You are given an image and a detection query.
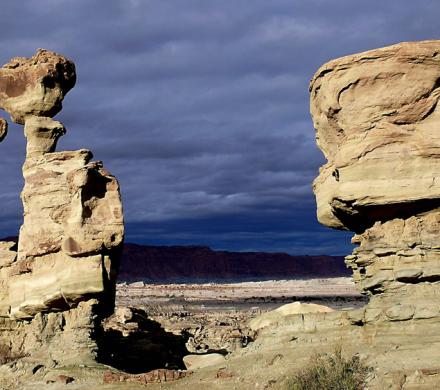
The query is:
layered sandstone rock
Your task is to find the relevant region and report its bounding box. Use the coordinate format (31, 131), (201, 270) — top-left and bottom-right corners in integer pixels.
(0, 48), (123, 345)
(311, 40), (440, 232)
(309, 40), (440, 387)
(310, 40), (440, 302)
(0, 118), (7, 142)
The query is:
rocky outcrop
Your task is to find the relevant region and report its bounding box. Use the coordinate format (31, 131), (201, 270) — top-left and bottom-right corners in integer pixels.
(0, 48), (124, 383)
(311, 40), (440, 232)
(183, 353), (226, 370)
(310, 39), (440, 307)
(0, 49), (124, 320)
(308, 40), (440, 387)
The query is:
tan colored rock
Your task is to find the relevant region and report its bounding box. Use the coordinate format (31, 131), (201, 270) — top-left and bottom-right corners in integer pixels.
(0, 299), (102, 370)
(310, 40), (440, 231)
(0, 48), (124, 387)
(0, 49), (75, 124)
(183, 353), (226, 370)
(10, 147), (124, 319)
(310, 40), (440, 300)
(0, 49), (123, 323)
(310, 40), (440, 387)
(0, 241), (16, 316)
(24, 116), (65, 156)
(0, 241), (16, 268)
(248, 301), (333, 330)
(0, 118), (7, 142)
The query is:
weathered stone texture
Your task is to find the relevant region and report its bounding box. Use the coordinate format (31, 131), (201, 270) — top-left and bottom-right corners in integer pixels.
(0, 49), (75, 125)
(11, 147), (123, 319)
(309, 40), (440, 388)
(0, 49), (124, 320)
(310, 40), (440, 299)
(310, 40), (440, 231)
(0, 48), (124, 381)
(0, 48), (126, 390)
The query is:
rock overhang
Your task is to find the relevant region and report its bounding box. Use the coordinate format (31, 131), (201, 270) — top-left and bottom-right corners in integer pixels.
(310, 40), (440, 231)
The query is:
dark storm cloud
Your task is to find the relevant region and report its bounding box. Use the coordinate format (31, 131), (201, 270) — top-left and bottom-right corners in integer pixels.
(0, 1), (439, 254)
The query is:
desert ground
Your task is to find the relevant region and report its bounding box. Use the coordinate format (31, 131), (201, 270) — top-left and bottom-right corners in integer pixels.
(117, 277), (363, 310)
(114, 277), (365, 368)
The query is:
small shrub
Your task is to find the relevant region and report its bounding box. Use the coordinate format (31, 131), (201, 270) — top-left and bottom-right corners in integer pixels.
(288, 348), (371, 390)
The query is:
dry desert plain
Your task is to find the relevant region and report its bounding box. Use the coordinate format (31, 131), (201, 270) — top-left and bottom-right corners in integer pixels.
(114, 277), (365, 365)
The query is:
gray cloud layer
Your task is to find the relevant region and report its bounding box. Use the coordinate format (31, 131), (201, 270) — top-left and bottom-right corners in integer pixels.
(0, 1), (439, 254)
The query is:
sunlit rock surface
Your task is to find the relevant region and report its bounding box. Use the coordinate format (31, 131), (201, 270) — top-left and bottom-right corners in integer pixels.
(309, 40), (440, 388)
(311, 40), (440, 231)
(0, 49), (75, 125)
(0, 49), (124, 320)
(0, 49), (124, 380)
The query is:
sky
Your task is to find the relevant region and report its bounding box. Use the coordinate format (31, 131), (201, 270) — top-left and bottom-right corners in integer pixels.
(0, 1), (438, 255)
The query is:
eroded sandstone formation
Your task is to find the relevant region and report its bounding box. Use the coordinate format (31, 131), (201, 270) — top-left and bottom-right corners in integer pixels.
(0, 49), (123, 320)
(309, 40), (440, 386)
(310, 40), (440, 303)
(0, 49), (124, 372)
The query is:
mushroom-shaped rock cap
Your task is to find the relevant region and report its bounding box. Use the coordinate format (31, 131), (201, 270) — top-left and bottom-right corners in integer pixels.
(310, 40), (440, 232)
(0, 49), (76, 124)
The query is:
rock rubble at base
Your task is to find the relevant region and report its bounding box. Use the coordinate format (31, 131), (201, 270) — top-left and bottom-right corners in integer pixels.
(103, 369), (191, 384)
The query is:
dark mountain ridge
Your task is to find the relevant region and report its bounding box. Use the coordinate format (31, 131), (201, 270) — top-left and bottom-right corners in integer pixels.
(120, 243), (350, 282)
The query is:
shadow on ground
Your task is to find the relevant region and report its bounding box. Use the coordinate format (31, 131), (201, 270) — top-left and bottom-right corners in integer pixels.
(97, 308), (189, 373)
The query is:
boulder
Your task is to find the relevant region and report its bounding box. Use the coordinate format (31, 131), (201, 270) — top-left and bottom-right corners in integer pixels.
(309, 40), (440, 385)
(183, 353), (226, 370)
(311, 40), (440, 232)
(249, 301), (333, 330)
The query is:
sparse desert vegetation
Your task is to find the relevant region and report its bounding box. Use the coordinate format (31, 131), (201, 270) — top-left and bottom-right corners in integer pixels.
(287, 348), (371, 390)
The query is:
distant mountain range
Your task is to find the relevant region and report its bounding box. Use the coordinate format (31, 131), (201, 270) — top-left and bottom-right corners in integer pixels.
(120, 243), (350, 282)
(0, 237), (350, 282)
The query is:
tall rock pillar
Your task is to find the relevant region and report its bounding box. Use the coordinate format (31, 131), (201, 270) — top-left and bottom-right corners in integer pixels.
(0, 49), (124, 322)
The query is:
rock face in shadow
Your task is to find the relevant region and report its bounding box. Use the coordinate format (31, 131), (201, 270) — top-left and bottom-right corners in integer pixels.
(308, 40), (440, 387)
(0, 49), (124, 368)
